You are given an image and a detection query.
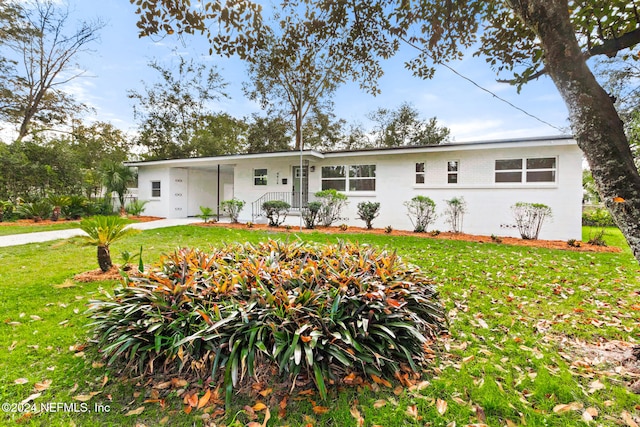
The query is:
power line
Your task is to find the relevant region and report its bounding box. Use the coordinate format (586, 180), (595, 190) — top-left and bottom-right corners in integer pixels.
(400, 37), (568, 133)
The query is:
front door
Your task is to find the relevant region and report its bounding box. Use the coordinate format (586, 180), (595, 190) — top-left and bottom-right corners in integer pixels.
(292, 165), (308, 208)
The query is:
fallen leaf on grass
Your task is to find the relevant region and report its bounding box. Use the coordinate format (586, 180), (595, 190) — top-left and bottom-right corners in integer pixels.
(436, 399), (448, 415)
(185, 392), (198, 408)
(8, 341), (18, 351)
(370, 374), (392, 388)
(553, 402), (583, 413)
(14, 378), (28, 385)
(73, 394), (96, 402)
(258, 387), (273, 397)
(278, 395), (288, 418)
(124, 406), (145, 416)
(588, 379), (605, 394)
(252, 402), (267, 411)
(312, 405), (329, 414)
(21, 393), (41, 404)
(582, 406), (598, 422)
(34, 379), (52, 391)
(622, 411), (639, 427)
(53, 280), (76, 289)
(197, 389), (211, 409)
(30, 315), (42, 321)
(350, 405), (365, 427)
(373, 400), (387, 408)
(406, 404), (420, 420)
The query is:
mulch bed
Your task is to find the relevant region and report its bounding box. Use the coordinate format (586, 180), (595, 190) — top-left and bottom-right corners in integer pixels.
(0, 216), (164, 227)
(195, 221), (621, 254)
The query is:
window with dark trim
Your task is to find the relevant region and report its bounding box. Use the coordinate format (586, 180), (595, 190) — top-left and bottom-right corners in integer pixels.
(415, 162), (425, 184)
(447, 160), (459, 184)
(494, 157), (556, 183)
(151, 181), (161, 197)
(254, 168), (268, 186)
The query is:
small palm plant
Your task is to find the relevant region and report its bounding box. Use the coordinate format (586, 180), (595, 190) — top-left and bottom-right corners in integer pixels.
(78, 216), (140, 272)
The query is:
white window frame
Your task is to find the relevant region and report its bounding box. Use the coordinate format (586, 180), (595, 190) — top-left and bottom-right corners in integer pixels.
(447, 160), (459, 184)
(253, 168), (268, 186)
(415, 162), (425, 184)
(321, 164), (376, 192)
(151, 181), (161, 198)
(494, 157), (557, 184)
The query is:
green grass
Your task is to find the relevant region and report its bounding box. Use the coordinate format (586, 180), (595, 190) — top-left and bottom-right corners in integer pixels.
(0, 221), (81, 236)
(0, 226), (638, 426)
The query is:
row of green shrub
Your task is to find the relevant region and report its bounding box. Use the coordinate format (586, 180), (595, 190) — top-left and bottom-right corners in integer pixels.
(0, 195), (148, 222)
(89, 240), (447, 404)
(582, 207), (616, 227)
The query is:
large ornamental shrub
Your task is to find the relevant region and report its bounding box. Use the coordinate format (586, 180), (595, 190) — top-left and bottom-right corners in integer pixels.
(262, 200), (290, 226)
(511, 202), (552, 240)
(220, 198), (245, 223)
(356, 201), (380, 229)
(315, 189), (349, 226)
(444, 197), (467, 233)
(89, 240), (446, 404)
(404, 195), (437, 232)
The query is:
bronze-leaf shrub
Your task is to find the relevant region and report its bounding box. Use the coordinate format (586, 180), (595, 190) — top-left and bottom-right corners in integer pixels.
(89, 240), (446, 404)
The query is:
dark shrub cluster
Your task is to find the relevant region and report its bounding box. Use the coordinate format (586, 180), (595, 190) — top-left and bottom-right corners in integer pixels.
(89, 240), (446, 403)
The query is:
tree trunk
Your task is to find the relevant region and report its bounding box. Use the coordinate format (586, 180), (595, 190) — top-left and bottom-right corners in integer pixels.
(97, 245), (112, 272)
(511, 0), (640, 263)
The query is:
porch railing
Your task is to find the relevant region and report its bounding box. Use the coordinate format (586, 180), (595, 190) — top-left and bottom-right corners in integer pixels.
(251, 191), (308, 221)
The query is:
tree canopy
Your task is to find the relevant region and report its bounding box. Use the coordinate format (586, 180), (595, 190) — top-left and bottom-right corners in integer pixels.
(129, 0), (640, 264)
(0, 0), (104, 141)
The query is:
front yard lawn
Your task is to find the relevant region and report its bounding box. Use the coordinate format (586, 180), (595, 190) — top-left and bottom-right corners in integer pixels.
(0, 226), (638, 426)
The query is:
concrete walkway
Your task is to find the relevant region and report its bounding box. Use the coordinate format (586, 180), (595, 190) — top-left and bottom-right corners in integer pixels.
(0, 218), (203, 248)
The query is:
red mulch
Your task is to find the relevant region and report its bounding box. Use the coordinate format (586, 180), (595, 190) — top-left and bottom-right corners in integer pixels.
(0, 216), (164, 227)
(195, 221), (621, 253)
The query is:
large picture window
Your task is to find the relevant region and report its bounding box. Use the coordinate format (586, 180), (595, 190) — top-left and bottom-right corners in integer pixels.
(254, 168), (268, 186)
(495, 157), (556, 183)
(321, 165), (375, 192)
(349, 165), (376, 191)
(151, 181), (161, 198)
(321, 166), (346, 191)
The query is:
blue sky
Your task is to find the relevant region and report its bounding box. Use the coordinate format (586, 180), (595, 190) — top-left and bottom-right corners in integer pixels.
(61, 0), (571, 143)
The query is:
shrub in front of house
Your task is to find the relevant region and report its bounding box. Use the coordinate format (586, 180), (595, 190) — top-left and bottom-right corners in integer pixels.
(582, 207), (615, 227)
(126, 199), (149, 217)
(15, 199), (53, 222)
(511, 202), (552, 240)
(357, 201), (380, 229)
(315, 189), (349, 226)
(444, 196), (466, 233)
(262, 200), (290, 226)
(301, 201), (322, 229)
(0, 200), (15, 222)
(88, 240), (446, 405)
(220, 198), (245, 223)
(196, 206), (217, 223)
(404, 195), (437, 233)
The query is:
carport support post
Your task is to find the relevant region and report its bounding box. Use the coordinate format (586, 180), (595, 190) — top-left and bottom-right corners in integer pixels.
(217, 165), (220, 220)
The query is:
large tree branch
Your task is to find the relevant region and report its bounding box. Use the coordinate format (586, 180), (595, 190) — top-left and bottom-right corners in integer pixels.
(498, 27), (640, 85)
(589, 27), (640, 57)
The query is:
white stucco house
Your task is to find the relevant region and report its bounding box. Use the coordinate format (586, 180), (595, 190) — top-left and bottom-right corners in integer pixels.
(125, 135), (583, 240)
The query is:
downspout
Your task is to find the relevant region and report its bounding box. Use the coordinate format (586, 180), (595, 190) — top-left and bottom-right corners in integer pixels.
(217, 165), (220, 220)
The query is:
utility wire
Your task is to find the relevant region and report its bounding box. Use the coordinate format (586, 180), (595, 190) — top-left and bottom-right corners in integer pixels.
(400, 37), (568, 133)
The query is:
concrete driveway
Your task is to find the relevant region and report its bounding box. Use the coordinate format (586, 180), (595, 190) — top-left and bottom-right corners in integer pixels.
(0, 218), (203, 248)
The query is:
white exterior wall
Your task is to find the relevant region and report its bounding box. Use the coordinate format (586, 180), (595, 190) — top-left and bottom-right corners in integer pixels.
(136, 166), (172, 218)
(137, 166), (235, 219)
(131, 138), (583, 240)
(306, 144), (582, 240)
(233, 159), (300, 222)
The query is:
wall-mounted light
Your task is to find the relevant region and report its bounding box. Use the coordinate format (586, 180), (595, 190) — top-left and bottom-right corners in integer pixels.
(309, 166), (315, 172)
